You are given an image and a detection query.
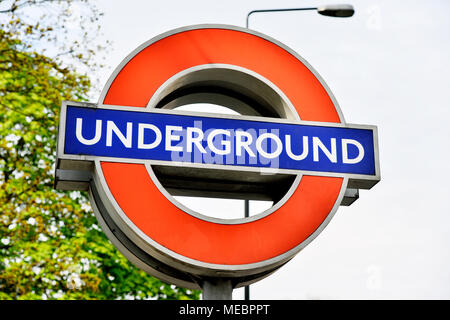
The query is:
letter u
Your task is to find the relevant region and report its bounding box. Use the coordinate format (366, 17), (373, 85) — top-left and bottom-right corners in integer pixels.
(75, 118), (102, 145)
(286, 135), (308, 160)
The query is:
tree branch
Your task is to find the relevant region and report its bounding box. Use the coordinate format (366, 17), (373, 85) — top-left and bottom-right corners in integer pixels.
(0, 0), (73, 14)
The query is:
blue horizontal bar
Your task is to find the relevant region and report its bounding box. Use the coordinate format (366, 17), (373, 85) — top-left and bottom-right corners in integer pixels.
(63, 105), (376, 176)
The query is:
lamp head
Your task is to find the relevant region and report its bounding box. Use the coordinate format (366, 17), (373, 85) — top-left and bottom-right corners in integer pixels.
(317, 4), (355, 18)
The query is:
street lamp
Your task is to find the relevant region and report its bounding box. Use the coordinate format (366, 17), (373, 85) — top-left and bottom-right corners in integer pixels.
(243, 3), (355, 301)
(246, 4), (354, 28)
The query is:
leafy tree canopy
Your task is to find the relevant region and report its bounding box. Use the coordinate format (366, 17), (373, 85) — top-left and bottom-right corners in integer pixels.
(0, 0), (200, 300)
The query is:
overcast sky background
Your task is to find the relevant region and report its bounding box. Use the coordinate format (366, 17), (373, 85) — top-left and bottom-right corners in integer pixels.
(80, 0), (450, 299)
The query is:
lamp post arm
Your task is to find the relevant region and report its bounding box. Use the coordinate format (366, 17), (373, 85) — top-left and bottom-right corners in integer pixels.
(246, 7), (317, 28)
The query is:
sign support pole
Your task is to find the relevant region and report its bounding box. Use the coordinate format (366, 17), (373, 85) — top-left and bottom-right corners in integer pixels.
(201, 279), (233, 300)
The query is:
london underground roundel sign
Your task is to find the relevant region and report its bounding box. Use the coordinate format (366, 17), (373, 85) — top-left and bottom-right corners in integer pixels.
(55, 25), (380, 289)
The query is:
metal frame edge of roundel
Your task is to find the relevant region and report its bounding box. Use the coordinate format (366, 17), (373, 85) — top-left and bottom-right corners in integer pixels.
(55, 24), (380, 290)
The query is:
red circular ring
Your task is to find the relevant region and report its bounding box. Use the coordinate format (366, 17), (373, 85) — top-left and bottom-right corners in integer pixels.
(99, 26), (344, 266)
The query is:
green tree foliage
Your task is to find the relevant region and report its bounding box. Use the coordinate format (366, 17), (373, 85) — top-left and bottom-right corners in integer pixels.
(0, 1), (200, 300)
(0, 0), (108, 74)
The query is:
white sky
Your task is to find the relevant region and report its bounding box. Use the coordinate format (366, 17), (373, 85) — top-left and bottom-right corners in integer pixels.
(89, 0), (450, 299)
